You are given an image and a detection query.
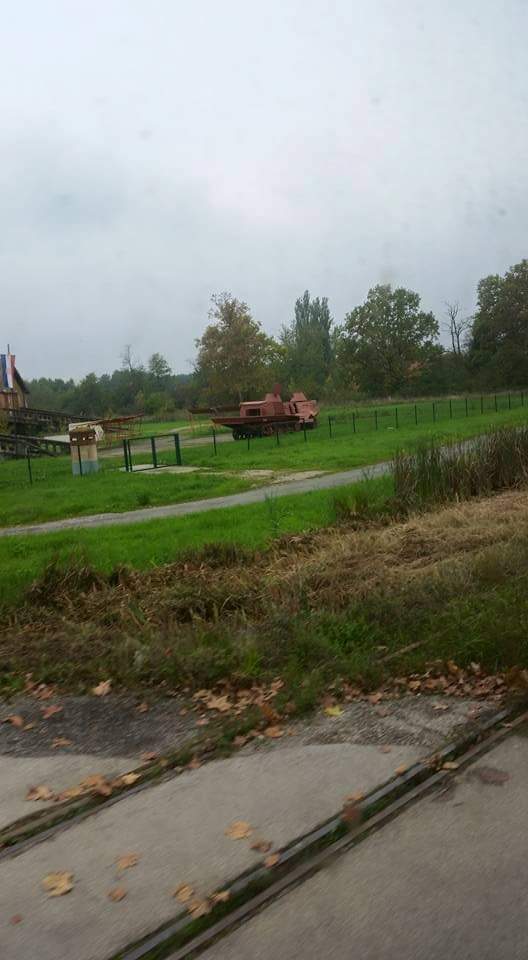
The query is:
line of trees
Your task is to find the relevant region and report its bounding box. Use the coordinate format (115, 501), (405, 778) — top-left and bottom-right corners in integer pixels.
(27, 259), (528, 417)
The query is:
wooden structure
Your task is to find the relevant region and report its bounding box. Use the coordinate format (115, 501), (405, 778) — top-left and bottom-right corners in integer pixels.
(0, 353), (29, 412)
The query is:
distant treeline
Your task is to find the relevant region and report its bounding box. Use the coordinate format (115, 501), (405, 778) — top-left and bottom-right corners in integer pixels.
(27, 259), (528, 418)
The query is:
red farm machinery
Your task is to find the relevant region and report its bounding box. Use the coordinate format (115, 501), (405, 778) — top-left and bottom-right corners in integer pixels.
(210, 386), (319, 440)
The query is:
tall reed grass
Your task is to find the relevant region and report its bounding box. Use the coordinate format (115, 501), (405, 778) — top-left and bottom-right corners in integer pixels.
(392, 426), (528, 505)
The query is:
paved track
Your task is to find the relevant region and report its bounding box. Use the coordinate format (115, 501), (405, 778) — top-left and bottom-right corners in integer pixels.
(0, 462), (389, 537)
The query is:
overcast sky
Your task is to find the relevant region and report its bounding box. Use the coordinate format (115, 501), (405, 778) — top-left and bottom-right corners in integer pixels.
(1, 0), (527, 380)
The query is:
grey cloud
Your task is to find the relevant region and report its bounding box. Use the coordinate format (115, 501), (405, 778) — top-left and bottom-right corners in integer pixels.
(0, 0), (527, 379)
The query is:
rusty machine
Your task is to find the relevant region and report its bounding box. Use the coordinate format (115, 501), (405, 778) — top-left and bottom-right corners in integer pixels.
(210, 386), (319, 440)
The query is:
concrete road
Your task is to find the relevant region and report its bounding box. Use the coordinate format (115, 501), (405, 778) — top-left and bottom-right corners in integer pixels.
(0, 462), (388, 537)
(0, 697), (484, 960)
(203, 732), (528, 960)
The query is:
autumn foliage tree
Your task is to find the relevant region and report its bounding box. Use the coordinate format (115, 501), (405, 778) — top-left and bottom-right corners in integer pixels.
(194, 293), (280, 403)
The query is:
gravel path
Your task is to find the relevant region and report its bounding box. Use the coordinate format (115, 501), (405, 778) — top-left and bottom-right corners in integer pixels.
(0, 461), (389, 537)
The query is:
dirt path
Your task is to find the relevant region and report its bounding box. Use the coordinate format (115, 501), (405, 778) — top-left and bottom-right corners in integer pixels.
(0, 462), (389, 537)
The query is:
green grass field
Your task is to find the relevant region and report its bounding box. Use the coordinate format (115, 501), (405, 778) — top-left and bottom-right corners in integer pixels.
(180, 401), (528, 471)
(0, 395), (527, 528)
(0, 476), (392, 609)
(0, 456), (253, 527)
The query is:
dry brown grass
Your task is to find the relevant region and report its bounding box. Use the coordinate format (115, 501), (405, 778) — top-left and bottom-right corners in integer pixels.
(8, 488), (528, 642)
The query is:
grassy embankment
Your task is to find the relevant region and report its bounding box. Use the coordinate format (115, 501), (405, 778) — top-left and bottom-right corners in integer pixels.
(2, 427), (528, 703)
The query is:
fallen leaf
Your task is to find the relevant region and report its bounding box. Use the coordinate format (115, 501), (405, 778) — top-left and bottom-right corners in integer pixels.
(140, 751), (158, 762)
(264, 853), (280, 868)
(107, 886), (127, 902)
(136, 702), (149, 713)
(26, 784), (54, 802)
(206, 695), (232, 713)
(394, 765), (408, 776)
(52, 737), (72, 748)
(341, 802), (363, 826)
(379, 745), (392, 754)
(34, 683), (55, 700)
(264, 726), (284, 739)
(9, 914), (23, 925)
(211, 890), (230, 904)
(81, 774), (112, 796)
(23, 723), (35, 731)
(188, 756), (201, 770)
(173, 883), (194, 903)
(116, 853), (140, 871)
(3, 715), (24, 728)
(196, 718), (210, 726)
(368, 692), (383, 705)
(345, 792), (364, 803)
(250, 838), (272, 853)
(233, 735), (248, 748)
(188, 899), (212, 918)
(432, 703), (450, 712)
(324, 705), (343, 717)
(41, 704), (63, 719)
(120, 772), (140, 786)
(179, 707), (188, 716)
(41, 872), (74, 897)
(471, 766), (510, 786)
(92, 680), (111, 697)
(56, 784), (85, 801)
(225, 820), (252, 840)
(442, 761), (459, 771)
(260, 702), (280, 724)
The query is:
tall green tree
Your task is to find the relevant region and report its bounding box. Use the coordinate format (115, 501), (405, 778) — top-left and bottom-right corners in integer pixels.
(148, 352), (172, 384)
(281, 291), (334, 396)
(194, 293), (280, 403)
(468, 260), (528, 387)
(338, 284), (439, 396)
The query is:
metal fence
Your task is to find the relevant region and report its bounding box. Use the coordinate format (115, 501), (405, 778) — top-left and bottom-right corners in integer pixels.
(2, 389), (527, 485)
(326, 389), (525, 437)
(122, 432), (182, 473)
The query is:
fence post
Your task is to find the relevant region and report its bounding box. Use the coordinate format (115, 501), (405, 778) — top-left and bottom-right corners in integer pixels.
(77, 442), (83, 477)
(432, 401), (436, 423)
(247, 434), (250, 451)
(174, 433), (182, 466)
(27, 451), (33, 485)
(150, 436), (158, 469)
(212, 428), (217, 455)
(465, 397), (469, 417)
(328, 416), (333, 438)
(395, 407), (399, 428)
(414, 403), (418, 426)
(449, 398), (453, 419)
(374, 410), (378, 430)
(303, 423), (307, 443)
(494, 394), (498, 412)
(123, 439), (129, 473)
(352, 411), (356, 434)
(275, 428), (280, 446)
(508, 392), (511, 410)
(480, 395), (484, 414)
